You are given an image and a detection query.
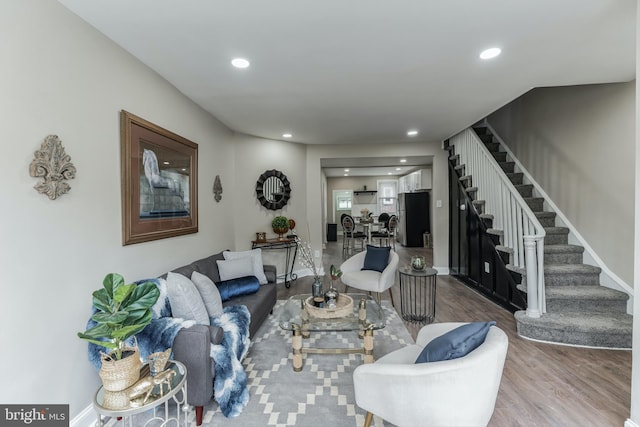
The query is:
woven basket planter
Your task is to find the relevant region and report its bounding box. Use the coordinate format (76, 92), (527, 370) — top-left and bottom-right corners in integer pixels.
(99, 346), (142, 392)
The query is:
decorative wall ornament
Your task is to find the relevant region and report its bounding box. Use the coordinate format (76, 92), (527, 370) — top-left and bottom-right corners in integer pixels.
(213, 175), (223, 202)
(29, 135), (76, 200)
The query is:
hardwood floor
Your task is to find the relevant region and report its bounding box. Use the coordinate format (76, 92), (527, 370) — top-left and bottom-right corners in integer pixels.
(277, 240), (632, 426)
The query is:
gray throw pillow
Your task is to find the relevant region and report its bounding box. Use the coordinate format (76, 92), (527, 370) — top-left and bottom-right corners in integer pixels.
(166, 272), (210, 325)
(191, 271), (224, 317)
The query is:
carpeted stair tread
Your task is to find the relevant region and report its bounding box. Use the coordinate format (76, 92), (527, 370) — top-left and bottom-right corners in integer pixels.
(544, 244), (584, 254)
(544, 264), (601, 286)
(514, 311), (632, 348)
(496, 245), (513, 254)
(544, 227), (569, 234)
(544, 263), (601, 275)
(486, 228), (503, 236)
(514, 184), (533, 197)
(492, 151), (507, 162)
(546, 285), (628, 301)
(544, 244), (584, 264)
(543, 285), (628, 313)
(535, 212), (556, 227)
(499, 162), (515, 173)
(473, 126), (489, 135)
(507, 172), (524, 185)
(480, 213), (494, 221)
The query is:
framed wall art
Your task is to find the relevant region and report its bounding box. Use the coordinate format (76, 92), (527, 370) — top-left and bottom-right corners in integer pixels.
(120, 110), (198, 245)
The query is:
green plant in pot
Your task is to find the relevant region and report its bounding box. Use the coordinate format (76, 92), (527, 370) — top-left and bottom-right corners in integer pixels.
(78, 273), (160, 391)
(272, 215), (289, 240)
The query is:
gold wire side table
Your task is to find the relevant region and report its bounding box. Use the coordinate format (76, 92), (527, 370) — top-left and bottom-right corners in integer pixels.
(398, 266), (438, 323)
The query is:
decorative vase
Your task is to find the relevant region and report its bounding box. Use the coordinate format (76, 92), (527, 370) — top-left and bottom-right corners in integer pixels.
(273, 226), (289, 240)
(411, 255), (426, 271)
(324, 283), (339, 308)
(312, 277), (323, 299)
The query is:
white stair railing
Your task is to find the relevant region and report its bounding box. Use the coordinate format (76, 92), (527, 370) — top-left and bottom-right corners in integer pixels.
(450, 127), (546, 317)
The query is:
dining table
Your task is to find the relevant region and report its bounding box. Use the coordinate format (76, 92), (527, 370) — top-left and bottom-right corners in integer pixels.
(356, 220), (384, 243)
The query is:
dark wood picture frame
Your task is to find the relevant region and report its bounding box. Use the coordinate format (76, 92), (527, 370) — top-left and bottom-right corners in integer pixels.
(121, 110), (198, 245)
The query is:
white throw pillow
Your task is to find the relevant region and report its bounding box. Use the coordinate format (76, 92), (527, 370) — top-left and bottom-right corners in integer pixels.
(166, 272), (209, 325)
(191, 271), (223, 317)
(223, 249), (268, 285)
(216, 257), (255, 282)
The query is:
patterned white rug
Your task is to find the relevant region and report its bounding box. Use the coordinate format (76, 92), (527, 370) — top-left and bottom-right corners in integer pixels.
(114, 300), (413, 427)
(201, 300), (413, 427)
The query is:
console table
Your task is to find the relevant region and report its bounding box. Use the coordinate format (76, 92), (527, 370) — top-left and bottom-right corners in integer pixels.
(252, 237), (298, 288)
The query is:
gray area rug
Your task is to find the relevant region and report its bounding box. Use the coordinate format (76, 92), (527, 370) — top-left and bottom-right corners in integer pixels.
(107, 300), (412, 427)
(201, 300), (412, 427)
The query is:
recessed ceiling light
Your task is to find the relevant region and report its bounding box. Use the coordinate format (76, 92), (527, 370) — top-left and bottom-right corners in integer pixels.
(231, 58), (250, 68)
(344, 173), (349, 176)
(479, 47), (501, 60)
(407, 130), (419, 137)
(400, 159), (407, 163)
(388, 172), (393, 175)
(282, 133), (293, 138)
(396, 168), (402, 171)
(163, 161), (170, 165)
(344, 169), (350, 172)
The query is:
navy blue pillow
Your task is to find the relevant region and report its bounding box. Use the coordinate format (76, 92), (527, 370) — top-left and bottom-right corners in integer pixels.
(415, 321), (496, 363)
(217, 276), (260, 302)
(361, 245), (391, 273)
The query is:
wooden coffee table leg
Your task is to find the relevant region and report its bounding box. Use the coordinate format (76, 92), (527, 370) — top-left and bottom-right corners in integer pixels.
(363, 328), (374, 363)
(292, 327), (303, 372)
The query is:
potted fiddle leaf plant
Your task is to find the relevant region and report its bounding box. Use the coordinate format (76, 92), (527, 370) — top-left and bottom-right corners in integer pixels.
(78, 273), (160, 391)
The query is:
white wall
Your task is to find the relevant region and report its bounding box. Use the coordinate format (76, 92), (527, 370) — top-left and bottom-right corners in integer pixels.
(231, 134), (309, 276)
(0, 1), (236, 418)
(488, 82), (636, 286)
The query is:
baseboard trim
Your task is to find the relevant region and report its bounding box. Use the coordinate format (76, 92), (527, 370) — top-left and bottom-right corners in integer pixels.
(434, 266), (449, 275)
(625, 418), (639, 427)
(71, 404), (95, 427)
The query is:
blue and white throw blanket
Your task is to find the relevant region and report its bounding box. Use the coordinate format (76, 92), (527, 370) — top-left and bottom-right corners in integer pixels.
(86, 278), (251, 417)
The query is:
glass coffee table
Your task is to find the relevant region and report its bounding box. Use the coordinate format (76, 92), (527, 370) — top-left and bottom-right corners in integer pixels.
(279, 293), (386, 371)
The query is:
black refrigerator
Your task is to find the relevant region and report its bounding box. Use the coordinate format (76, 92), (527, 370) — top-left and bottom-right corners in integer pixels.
(398, 192), (430, 247)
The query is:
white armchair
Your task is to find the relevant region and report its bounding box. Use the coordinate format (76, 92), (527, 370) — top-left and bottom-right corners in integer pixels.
(353, 322), (508, 427)
(340, 249), (399, 307)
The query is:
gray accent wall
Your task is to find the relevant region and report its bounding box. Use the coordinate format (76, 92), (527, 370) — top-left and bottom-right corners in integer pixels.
(488, 81), (635, 287)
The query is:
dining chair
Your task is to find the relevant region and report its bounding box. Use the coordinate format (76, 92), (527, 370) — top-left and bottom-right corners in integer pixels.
(341, 214), (366, 257)
(371, 214), (397, 249)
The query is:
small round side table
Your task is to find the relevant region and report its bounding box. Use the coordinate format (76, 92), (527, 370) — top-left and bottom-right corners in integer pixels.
(398, 266), (438, 323)
(93, 360), (188, 427)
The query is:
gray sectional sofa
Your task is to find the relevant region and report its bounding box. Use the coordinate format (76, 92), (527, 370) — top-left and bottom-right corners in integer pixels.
(166, 251), (277, 425)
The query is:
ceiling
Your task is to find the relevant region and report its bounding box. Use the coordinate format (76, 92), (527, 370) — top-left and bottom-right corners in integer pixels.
(58, 0), (635, 147)
(322, 156), (432, 177)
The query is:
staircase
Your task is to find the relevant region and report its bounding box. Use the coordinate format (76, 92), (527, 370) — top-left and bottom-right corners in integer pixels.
(468, 126), (632, 349)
